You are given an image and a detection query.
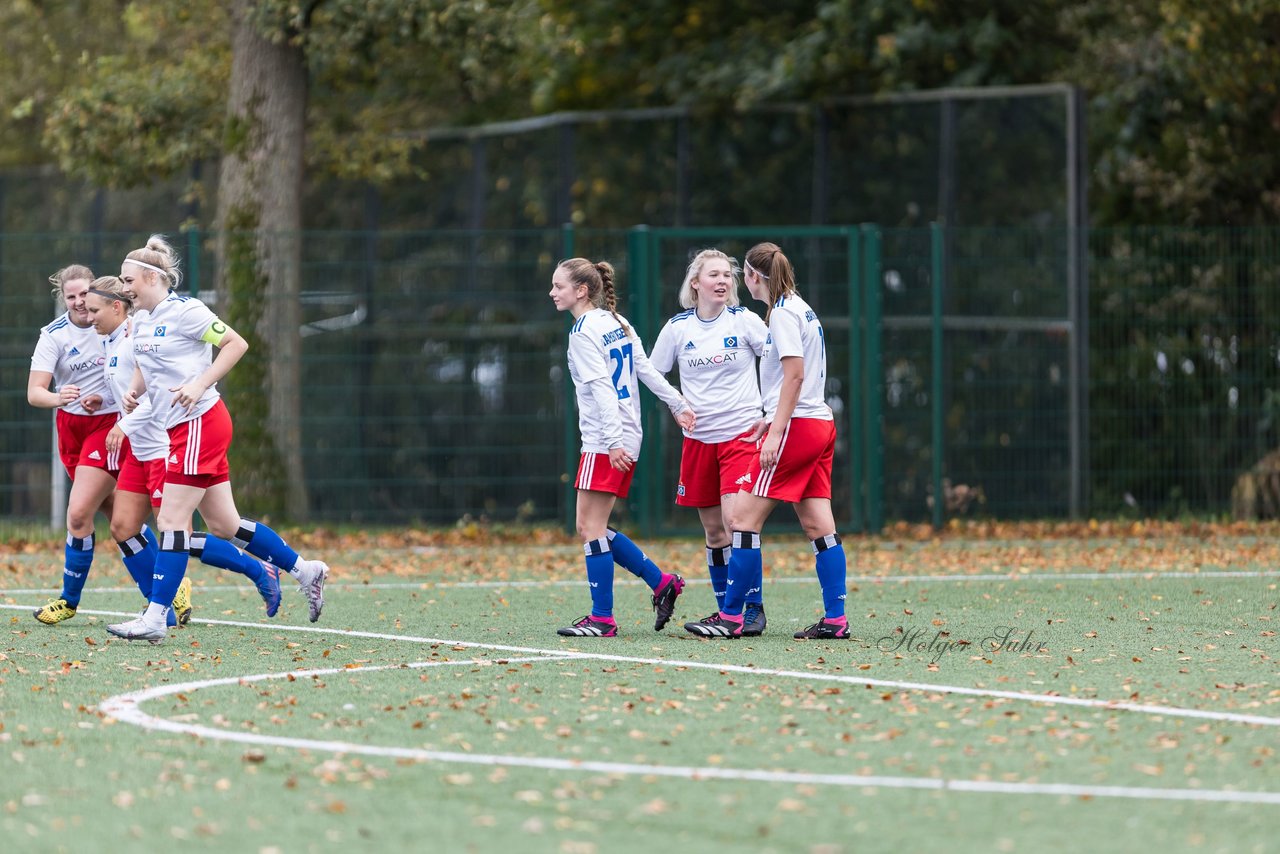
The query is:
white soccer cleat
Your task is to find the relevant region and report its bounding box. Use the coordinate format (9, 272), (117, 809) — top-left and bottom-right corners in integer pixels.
(294, 559), (329, 622)
(106, 616), (167, 644)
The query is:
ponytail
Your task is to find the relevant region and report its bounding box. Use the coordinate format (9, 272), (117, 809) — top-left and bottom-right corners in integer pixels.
(744, 242), (797, 321)
(558, 258), (632, 336)
(124, 233), (182, 291)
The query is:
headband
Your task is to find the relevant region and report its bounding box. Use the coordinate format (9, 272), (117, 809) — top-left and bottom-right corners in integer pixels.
(123, 258), (169, 277)
(745, 260), (769, 281)
(88, 288), (130, 303)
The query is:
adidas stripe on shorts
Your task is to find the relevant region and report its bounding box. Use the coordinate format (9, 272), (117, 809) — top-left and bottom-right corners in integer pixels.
(747, 417), (835, 503)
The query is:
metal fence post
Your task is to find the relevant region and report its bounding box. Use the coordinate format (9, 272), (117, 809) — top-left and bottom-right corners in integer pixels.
(186, 226), (200, 297)
(861, 224), (884, 534)
(845, 226), (865, 533)
(930, 222), (945, 530)
(627, 225), (656, 537)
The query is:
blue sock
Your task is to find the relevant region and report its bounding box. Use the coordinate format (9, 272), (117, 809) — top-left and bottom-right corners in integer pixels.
(150, 530), (190, 610)
(117, 526), (158, 598)
(584, 537), (614, 618)
(722, 531), (760, 616)
(707, 544), (730, 609)
(191, 532), (265, 582)
(60, 532), (95, 608)
(744, 548), (763, 607)
(605, 528), (662, 589)
(813, 534), (847, 619)
(231, 518), (299, 572)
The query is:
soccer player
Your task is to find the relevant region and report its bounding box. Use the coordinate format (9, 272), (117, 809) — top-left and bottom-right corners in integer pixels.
(105, 235), (328, 644)
(648, 249), (771, 635)
(684, 243), (849, 640)
(27, 264), (127, 625)
(549, 257), (695, 637)
(84, 277), (283, 624)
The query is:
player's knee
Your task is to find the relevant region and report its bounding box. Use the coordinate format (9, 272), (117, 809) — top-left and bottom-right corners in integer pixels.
(109, 518), (140, 543)
(800, 520), (834, 541)
(702, 519), (729, 545)
(202, 518), (237, 539)
(65, 506), (97, 535)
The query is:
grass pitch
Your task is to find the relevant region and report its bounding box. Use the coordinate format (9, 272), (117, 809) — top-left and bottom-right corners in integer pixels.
(1, 523), (1278, 853)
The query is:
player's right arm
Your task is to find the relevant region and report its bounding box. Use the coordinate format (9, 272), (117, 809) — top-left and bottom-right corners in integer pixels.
(648, 320), (679, 376)
(28, 332), (77, 408)
(27, 370), (78, 408)
(569, 326), (625, 450)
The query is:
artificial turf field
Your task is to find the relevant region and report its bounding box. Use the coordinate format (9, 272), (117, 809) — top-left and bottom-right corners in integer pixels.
(1, 522), (1277, 854)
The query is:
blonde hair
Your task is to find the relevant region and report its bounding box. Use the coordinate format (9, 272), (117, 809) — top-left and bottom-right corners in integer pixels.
(678, 249), (740, 309)
(744, 242), (797, 321)
(557, 258), (631, 335)
(124, 233), (182, 290)
(48, 264), (94, 301)
(86, 275), (133, 309)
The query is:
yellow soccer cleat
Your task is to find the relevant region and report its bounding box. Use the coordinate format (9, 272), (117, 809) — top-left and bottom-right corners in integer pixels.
(171, 577), (193, 627)
(33, 598), (77, 625)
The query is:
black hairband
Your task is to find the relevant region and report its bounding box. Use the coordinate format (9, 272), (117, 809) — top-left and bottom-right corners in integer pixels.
(88, 288), (130, 303)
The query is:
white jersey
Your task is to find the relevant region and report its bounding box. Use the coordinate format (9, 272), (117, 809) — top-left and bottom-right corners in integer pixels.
(649, 306), (768, 443)
(104, 320), (169, 462)
(29, 313), (118, 417)
(567, 308), (687, 456)
(760, 292), (833, 422)
(131, 293), (223, 430)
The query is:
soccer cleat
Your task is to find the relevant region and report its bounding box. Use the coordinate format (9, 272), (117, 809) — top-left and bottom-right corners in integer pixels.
(684, 613), (743, 639)
(651, 573), (685, 631)
(256, 562), (283, 618)
(557, 615), (618, 637)
(294, 559), (329, 622)
(793, 618), (850, 640)
(742, 603), (767, 637)
(33, 598), (77, 625)
(106, 617), (167, 644)
(683, 612), (721, 632)
(171, 577), (193, 627)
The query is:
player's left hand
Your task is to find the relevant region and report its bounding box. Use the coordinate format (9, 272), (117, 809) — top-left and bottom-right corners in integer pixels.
(742, 419), (768, 444)
(170, 382), (206, 413)
(675, 408), (696, 432)
(105, 426), (126, 454)
(609, 447), (634, 472)
(759, 431), (783, 469)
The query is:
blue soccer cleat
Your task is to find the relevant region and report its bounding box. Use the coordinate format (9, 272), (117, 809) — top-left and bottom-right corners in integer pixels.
(256, 562), (283, 618)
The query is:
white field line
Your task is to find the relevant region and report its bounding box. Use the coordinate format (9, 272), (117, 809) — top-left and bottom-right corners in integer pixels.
(6, 601), (1274, 729)
(8, 569), (1280, 806)
(96, 658), (1280, 806)
(4, 567), (1279, 597)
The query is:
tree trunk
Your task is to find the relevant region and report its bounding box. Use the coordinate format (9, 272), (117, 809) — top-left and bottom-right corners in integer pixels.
(214, 0), (309, 519)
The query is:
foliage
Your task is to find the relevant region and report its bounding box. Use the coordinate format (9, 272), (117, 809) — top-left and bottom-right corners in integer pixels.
(1064, 0), (1280, 226)
(534, 0), (1076, 109)
(219, 208), (288, 518)
(31, 0), (544, 190)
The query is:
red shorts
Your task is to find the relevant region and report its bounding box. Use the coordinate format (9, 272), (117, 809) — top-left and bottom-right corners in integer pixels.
(55, 410), (121, 479)
(746, 418), (835, 503)
(166, 400), (232, 487)
(575, 452), (636, 498)
(676, 430), (759, 507)
(117, 451), (167, 508)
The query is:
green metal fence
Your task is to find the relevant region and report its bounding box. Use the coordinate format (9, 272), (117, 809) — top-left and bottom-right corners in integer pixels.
(3, 225), (1277, 534)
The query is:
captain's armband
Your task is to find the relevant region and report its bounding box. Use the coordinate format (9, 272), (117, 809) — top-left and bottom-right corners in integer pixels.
(201, 319), (230, 346)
